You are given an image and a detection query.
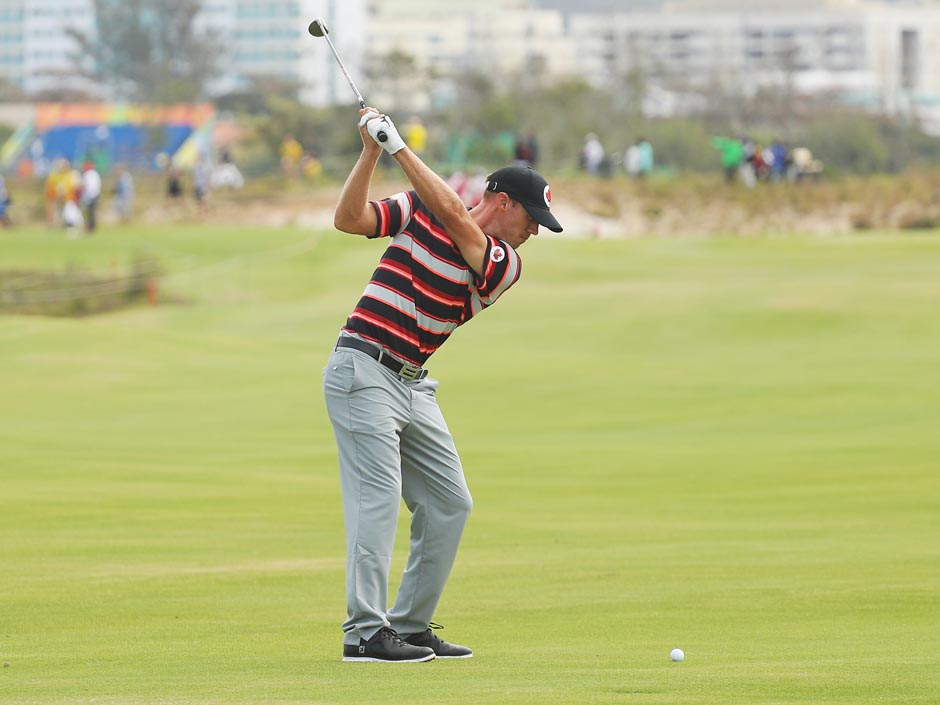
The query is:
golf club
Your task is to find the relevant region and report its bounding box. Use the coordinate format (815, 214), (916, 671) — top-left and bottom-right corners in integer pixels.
(308, 18), (387, 142)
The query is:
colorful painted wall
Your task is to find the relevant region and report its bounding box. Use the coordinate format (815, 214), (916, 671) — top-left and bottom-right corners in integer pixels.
(1, 103), (215, 176)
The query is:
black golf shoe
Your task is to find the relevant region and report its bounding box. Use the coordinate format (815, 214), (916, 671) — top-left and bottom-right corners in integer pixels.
(342, 626), (436, 663)
(402, 622), (473, 659)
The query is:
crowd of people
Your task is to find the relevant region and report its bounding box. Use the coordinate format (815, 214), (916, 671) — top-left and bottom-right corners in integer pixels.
(579, 133), (655, 179)
(577, 131), (822, 186)
(711, 135), (824, 187)
(2, 120), (830, 233)
(41, 158), (107, 235)
(279, 133), (322, 181)
(14, 148), (249, 232)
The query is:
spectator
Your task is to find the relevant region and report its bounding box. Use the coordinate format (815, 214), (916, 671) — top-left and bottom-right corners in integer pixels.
(580, 133), (605, 175)
(790, 147), (824, 182)
(514, 131), (539, 167)
(165, 165), (184, 219)
(624, 142), (641, 178)
(770, 140), (789, 182)
(61, 164), (84, 234)
(113, 164), (134, 222)
(637, 137), (654, 178)
(0, 172), (11, 227)
(301, 150), (322, 181)
(193, 154), (211, 214)
(525, 132), (540, 167)
(626, 137), (654, 179)
(739, 136), (757, 188)
(280, 133), (304, 178)
(81, 160), (102, 233)
(44, 158), (70, 226)
(62, 163), (84, 233)
(446, 170), (468, 203)
(403, 116), (428, 158)
(463, 168), (487, 207)
(711, 136), (744, 184)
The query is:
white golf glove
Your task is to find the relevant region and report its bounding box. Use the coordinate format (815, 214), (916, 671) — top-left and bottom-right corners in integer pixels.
(359, 112), (406, 155)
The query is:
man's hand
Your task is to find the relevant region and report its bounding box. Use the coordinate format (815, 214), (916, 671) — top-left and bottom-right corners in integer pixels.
(360, 111), (406, 155)
(357, 108), (384, 154)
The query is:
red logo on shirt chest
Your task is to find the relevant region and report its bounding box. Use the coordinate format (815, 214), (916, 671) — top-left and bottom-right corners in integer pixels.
(491, 246), (506, 262)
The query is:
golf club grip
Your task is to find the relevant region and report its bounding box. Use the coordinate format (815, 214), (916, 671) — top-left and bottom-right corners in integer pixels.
(357, 100), (387, 142)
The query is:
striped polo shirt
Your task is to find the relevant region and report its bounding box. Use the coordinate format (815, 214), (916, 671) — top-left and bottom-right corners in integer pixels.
(341, 190), (522, 366)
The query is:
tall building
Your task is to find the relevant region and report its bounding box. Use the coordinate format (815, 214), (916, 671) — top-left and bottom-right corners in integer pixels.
(1, 0), (95, 95)
(0, 0), (366, 106)
(366, 1), (575, 110)
(199, 0), (366, 106)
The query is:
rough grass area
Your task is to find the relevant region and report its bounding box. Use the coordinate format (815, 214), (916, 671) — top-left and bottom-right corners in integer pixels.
(0, 256), (162, 316)
(1, 224), (939, 704)
(557, 169), (940, 236)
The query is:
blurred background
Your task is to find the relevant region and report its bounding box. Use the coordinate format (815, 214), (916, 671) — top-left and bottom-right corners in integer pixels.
(2, 0), (940, 221)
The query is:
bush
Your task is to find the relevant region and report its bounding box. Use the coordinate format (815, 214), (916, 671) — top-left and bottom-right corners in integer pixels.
(0, 255), (164, 317)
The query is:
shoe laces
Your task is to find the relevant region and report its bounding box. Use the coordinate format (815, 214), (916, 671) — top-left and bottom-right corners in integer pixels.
(422, 621), (446, 645)
(376, 626), (409, 647)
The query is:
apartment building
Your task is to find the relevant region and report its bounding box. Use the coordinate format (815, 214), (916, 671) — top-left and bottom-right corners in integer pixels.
(198, 0), (366, 106)
(569, 4), (940, 128)
(0, 0), (366, 106)
(0, 0), (94, 95)
(365, 0), (575, 110)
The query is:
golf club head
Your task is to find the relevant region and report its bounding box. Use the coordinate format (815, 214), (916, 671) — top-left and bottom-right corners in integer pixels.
(308, 19), (328, 37)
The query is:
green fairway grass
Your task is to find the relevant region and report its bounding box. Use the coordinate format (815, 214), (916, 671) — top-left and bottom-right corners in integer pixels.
(2, 224), (939, 704)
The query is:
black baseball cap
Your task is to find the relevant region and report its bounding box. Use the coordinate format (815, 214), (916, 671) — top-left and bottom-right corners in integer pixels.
(485, 166), (563, 233)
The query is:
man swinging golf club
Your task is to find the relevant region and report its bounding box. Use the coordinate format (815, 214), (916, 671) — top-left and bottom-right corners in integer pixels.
(323, 106), (563, 663)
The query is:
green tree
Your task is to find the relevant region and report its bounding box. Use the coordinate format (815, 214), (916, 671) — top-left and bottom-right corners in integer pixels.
(365, 49), (419, 113)
(67, 0), (220, 102)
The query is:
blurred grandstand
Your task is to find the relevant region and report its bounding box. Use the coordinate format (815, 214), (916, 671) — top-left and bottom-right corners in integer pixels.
(0, 103), (216, 178)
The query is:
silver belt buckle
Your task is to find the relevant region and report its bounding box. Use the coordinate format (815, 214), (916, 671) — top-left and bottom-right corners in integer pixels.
(398, 363), (422, 380)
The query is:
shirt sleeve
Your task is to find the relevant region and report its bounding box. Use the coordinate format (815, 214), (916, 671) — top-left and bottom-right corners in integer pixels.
(368, 190), (416, 239)
(475, 235), (522, 306)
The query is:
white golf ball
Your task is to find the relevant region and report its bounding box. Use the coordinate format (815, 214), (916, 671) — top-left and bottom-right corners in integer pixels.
(670, 648), (685, 662)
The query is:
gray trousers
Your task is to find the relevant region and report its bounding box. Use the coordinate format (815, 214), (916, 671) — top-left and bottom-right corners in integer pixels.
(323, 344), (472, 645)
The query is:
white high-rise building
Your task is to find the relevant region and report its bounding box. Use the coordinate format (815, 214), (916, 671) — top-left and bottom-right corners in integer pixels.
(0, 0), (367, 106)
(199, 0), (367, 106)
(365, 1), (576, 110)
(0, 0), (95, 96)
(568, 3), (940, 129)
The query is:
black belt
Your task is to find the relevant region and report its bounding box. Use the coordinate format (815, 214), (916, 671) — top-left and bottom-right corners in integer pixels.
(336, 337), (428, 381)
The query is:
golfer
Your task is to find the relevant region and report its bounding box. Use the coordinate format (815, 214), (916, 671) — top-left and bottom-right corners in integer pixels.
(324, 107), (562, 663)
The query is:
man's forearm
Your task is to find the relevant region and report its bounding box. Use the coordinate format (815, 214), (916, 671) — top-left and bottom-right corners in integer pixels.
(393, 149), (486, 273)
(393, 149), (466, 224)
(334, 147), (381, 234)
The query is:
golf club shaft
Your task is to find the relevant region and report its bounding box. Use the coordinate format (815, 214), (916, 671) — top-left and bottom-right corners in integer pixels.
(321, 33), (364, 106)
(319, 31), (387, 142)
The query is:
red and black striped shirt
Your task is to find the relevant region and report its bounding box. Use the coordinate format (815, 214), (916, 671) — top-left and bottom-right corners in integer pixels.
(342, 190), (522, 366)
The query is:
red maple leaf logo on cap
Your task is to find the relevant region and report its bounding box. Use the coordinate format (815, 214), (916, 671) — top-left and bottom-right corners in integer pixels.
(543, 185), (552, 207)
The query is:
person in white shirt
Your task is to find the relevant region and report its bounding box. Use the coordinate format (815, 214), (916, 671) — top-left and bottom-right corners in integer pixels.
(81, 161), (102, 233)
